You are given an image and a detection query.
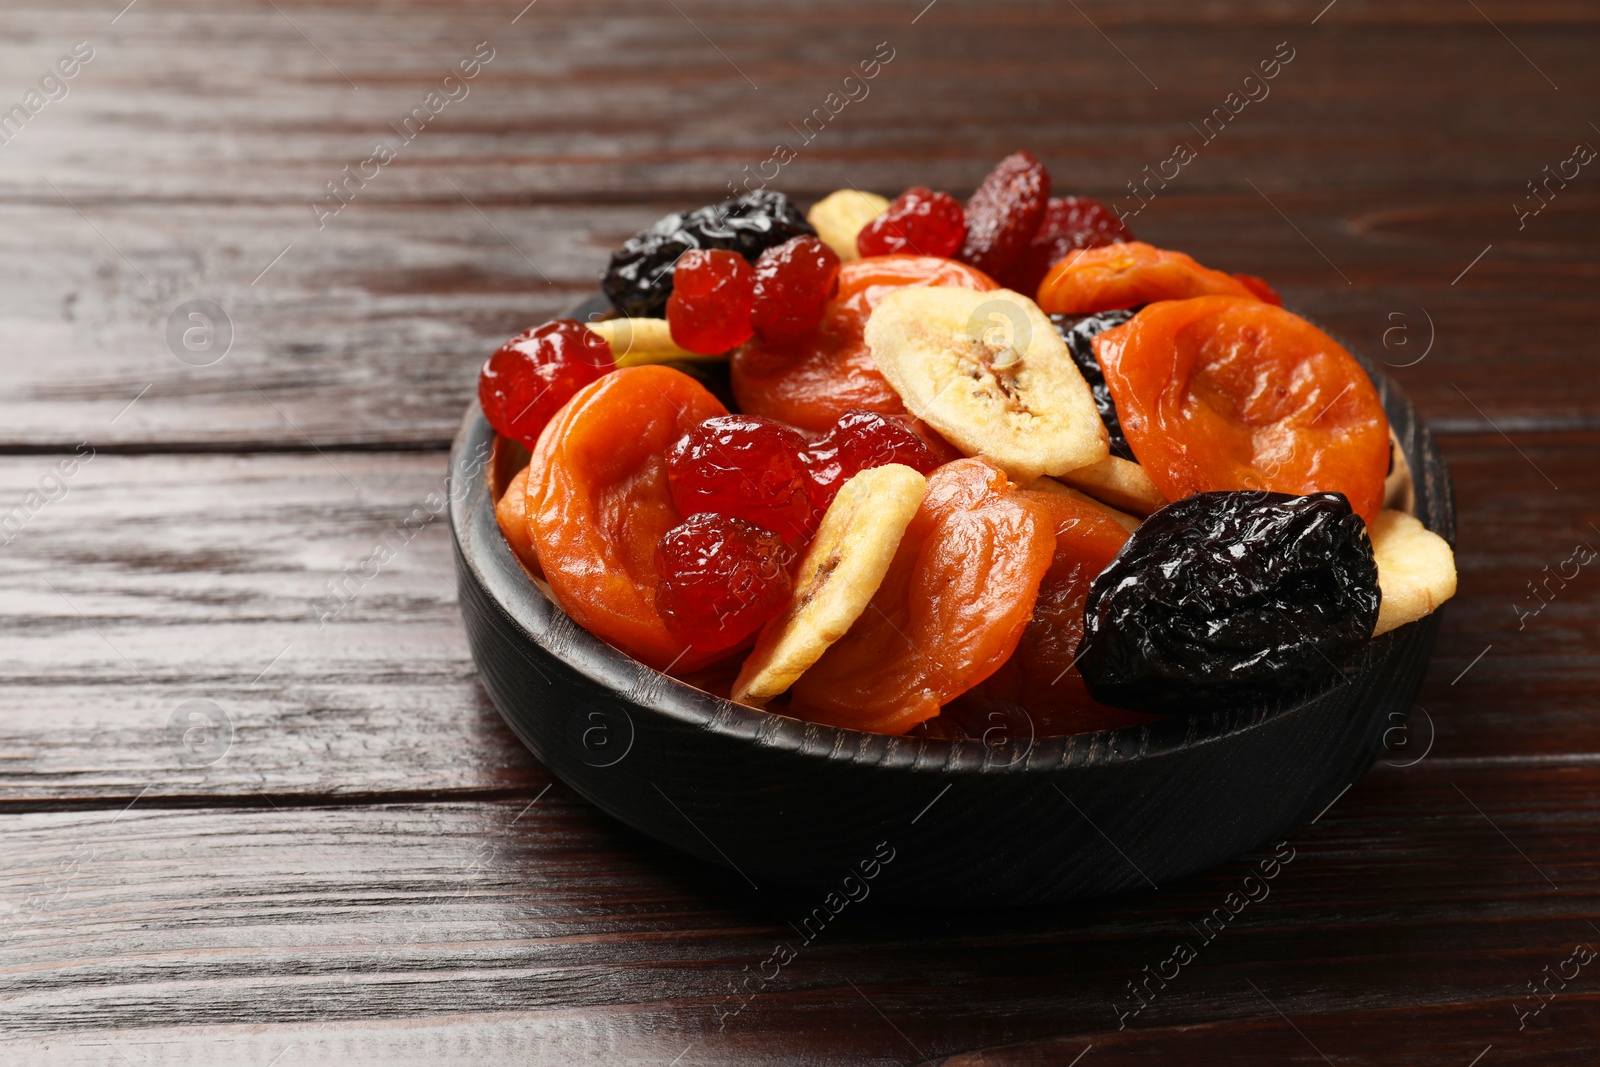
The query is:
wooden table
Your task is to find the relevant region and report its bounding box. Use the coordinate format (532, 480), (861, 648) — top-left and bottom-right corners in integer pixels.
(3, 2), (1597, 1063)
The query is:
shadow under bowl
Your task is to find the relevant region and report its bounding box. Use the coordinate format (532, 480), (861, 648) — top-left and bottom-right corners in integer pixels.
(450, 297), (1454, 907)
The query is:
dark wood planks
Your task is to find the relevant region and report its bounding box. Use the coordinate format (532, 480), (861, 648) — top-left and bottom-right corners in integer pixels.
(0, 432), (1594, 805)
(2, 762), (1597, 1063)
(0, 0), (1595, 448)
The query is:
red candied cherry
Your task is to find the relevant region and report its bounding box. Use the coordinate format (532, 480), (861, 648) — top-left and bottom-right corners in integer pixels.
(478, 319), (615, 449)
(958, 151), (1051, 278)
(667, 414), (817, 544)
(805, 410), (941, 511)
(856, 187), (967, 259)
(751, 236), (841, 345)
(1000, 195), (1134, 295)
(656, 513), (793, 653)
(667, 248), (755, 354)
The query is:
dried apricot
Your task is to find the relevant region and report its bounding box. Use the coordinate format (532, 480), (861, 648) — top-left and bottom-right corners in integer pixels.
(788, 459), (1056, 735)
(1093, 296), (1390, 523)
(941, 488), (1158, 735)
(1035, 241), (1260, 316)
(527, 365), (729, 671)
(730, 255), (998, 432)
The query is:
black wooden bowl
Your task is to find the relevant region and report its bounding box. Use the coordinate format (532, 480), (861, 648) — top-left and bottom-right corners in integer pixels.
(450, 297), (1454, 907)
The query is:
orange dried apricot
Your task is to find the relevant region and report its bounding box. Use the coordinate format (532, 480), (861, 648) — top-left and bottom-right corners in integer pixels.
(526, 365), (729, 672)
(788, 459), (1055, 735)
(1093, 296), (1390, 523)
(1035, 241), (1259, 315)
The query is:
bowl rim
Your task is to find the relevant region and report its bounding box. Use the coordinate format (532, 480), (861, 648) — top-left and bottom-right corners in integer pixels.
(450, 297), (1456, 775)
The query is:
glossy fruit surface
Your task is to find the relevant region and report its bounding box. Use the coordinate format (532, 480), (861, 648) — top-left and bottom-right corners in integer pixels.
(1001, 195), (1135, 296)
(478, 320), (615, 449)
(1093, 296), (1390, 522)
(1076, 491), (1380, 714)
(656, 513), (793, 653)
(666, 414), (817, 544)
(751, 236), (841, 345)
(730, 255), (999, 432)
(856, 187), (967, 259)
(787, 459), (1055, 735)
(1035, 241), (1260, 315)
(938, 488), (1144, 734)
(804, 410), (941, 510)
(526, 365), (728, 672)
(958, 151), (1051, 278)
(1049, 309), (1137, 460)
(602, 190), (814, 318)
(666, 249), (756, 354)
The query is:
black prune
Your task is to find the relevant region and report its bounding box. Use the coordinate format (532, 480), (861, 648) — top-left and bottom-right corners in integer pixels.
(1076, 491), (1380, 715)
(602, 190), (815, 318)
(1050, 309), (1136, 460)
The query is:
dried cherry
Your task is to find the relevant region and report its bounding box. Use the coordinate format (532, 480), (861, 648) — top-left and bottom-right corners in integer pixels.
(787, 459), (1056, 735)
(1093, 295), (1390, 522)
(751, 236), (840, 346)
(1035, 241), (1260, 316)
(1049, 309), (1137, 461)
(526, 365), (729, 672)
(1076, 491), (1380, 714)
(730, 254), (999, 432)
(856, 187), (967, 259)
(479, 320), (615, 449)
(602, 190), (814, 318)
(666, 248), (756, 354)
(1001, 195), (1134, 297)
(666, 414), (816, 544)
(958, 151), (1051, 279)
(804, 409), (942, 510)
(656, 513), (793, 653)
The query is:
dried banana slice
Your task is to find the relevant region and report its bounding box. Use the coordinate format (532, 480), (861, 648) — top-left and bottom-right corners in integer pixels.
(807, 189), (890, 263)
(1026, 476), (1141, 533)
(1370, 509), (1457, 636)
(585, 318), (723, 367)
(1053, 455), (1168, 517)
(732, 464), (926, 706)
(866, 286), (1108, 482)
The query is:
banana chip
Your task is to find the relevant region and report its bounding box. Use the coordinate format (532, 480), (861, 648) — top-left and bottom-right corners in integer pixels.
(732, 464), (927, 706)
(865, 286), (1108, 482)
(585, 317), (724, 367)
(1052, 455), (1168, 517)
(1370, 509), (1456, 636)
(806, 189), (890, 263)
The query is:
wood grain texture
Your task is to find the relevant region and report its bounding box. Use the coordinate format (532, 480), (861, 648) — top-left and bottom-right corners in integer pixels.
(1, 431), (1594, 805)
(2, 763), (1597, 1064)
(0, 0), (1595, 447)
(2, 0), (1597, 1060)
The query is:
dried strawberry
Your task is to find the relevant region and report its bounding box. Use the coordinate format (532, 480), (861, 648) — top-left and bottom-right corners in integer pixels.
(1001, 195), (1134, 296)
(958, 151), (1051, 279)
(667, 415), (817, 544)
(804, 410), (941, 511)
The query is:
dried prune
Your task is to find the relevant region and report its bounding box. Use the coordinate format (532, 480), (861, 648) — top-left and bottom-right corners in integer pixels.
(1050, 309), (1136, 461)
(1077, 491), (1380, 715)
(602, 191), (815, 318)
